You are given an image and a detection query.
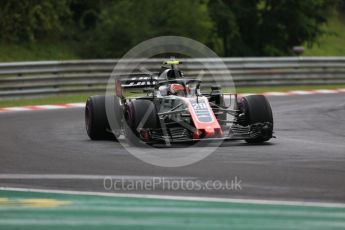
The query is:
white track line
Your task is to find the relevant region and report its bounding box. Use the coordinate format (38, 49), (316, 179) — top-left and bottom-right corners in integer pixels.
(0, 103), (84, 113)
(261, 92), (288, 96)
(0, 174), (191, 180)
(0, 88), (344, 113)
(66, 103), (85, 107)
(34, 105), (69, 110)
(0, 187), (345, 208)
(1, 107), (33, 111)
(313, 89), (338, 94)
(288, 90), (314, 95)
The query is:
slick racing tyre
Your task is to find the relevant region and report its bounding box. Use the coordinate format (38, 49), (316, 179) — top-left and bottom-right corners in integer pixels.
(241, 95), (273, 143)
(125, 99), (158, 145)
(85, 95), (119, 140)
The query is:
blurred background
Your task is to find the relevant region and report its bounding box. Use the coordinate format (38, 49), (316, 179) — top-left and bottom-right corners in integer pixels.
(1, 0), (345, 106)
(0, 0), (344, 61)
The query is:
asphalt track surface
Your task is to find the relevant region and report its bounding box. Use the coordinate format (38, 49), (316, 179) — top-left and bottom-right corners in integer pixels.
(1, 93), (345, 203)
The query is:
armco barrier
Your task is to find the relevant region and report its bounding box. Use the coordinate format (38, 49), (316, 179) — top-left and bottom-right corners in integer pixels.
(0, 57), (345, 99)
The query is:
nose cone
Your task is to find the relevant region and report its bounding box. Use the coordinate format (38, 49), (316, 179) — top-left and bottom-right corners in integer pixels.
(204, 127), (215, 137)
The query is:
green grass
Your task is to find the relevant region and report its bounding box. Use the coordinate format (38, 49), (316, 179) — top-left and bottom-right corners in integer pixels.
(0, 94), (91, 108)
(1, 84), (345, 108)
(304, 10), (345, 56)
(235, 84), (345, 93)
(0, 40), (80, 62)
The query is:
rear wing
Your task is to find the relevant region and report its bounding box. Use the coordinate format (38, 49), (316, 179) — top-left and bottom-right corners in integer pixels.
(119, 74), (158, 88)
(114, 74), (158, 97)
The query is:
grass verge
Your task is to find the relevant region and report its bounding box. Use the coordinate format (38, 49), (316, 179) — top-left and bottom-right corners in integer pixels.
(0, 40), (80, 62)
(1, 84), (345, 108)
(304, 10), (345, 56)
(235, 84), (345, 93)
(0, 94), (91, 108)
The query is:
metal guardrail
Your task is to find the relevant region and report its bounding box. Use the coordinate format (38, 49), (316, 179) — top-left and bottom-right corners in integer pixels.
(0, 57), (345, 99)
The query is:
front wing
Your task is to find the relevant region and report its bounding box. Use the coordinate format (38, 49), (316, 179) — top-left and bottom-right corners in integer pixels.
(144, 122), (273, 144)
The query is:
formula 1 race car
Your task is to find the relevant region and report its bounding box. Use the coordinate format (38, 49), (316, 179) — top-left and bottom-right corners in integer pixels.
(85, 59), (274, 145)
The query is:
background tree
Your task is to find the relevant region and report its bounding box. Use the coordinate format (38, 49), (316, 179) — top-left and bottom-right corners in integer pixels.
(83, 0), (213, 58)
(209, 0), (335, 56)
(0, 0), (70, 42)
(0, 0), (339, 58)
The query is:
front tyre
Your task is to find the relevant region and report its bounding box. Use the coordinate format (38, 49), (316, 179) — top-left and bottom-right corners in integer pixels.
(241, 95), (273, 143)
(85, 96), (118, 140)
(125, 99), (158, 145)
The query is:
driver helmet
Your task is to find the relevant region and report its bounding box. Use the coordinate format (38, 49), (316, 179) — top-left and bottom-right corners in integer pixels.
(169, 84), (185, 96)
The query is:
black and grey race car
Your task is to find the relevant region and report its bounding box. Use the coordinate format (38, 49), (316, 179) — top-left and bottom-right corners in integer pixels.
(85, 59), (274, 145)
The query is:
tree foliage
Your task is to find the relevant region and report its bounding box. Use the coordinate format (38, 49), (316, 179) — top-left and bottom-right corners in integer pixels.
(209, 0), (335, 56)
(0, 0), (339, 57)
(0, 0), (71, 42)
(83, 0), (213, 57)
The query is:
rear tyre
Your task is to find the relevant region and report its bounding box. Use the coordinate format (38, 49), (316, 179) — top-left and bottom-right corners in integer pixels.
(125, 99), (158, 145)
(241, 95), (273, 143)
(85, 96), (118, 140)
